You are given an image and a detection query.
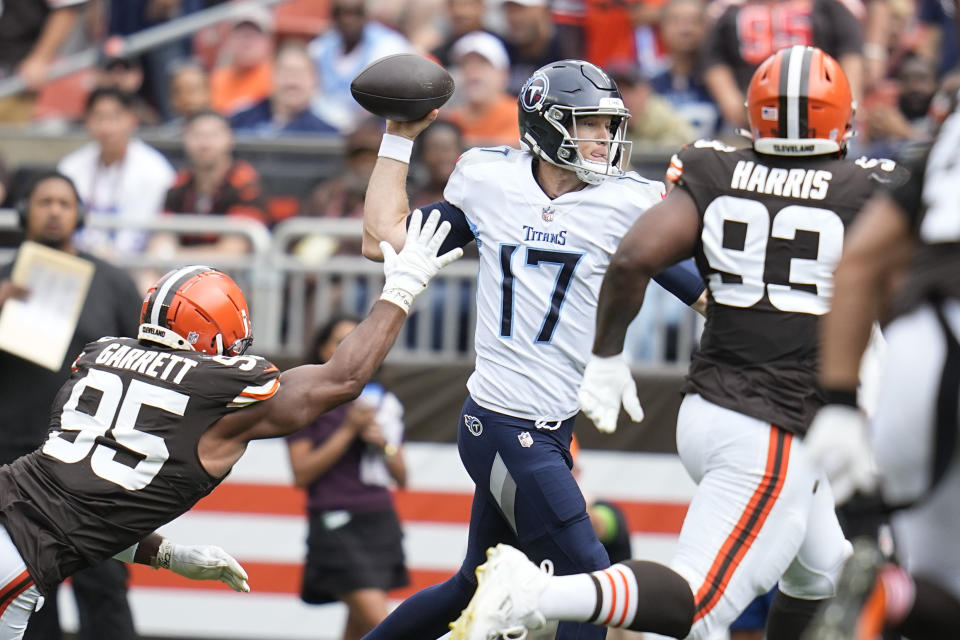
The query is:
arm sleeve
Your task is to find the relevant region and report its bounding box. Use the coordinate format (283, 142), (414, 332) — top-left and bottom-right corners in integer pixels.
(406, 200), (476, 254)
(653, 259), (705, 306)
(886, 147), (928, 231)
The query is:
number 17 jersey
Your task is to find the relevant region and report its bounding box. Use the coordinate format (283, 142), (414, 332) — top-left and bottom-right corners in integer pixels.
(670, 140), (904, 434)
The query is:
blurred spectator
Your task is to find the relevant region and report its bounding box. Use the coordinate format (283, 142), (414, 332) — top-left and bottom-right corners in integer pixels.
(106, 0), (209, 120)
(650, 0), (720, 139)
(611, 66), (696, 148)
(550, 0), (662, 72)
(96, 56), (161, 126)
(410, 119), (465, 209)
(0, 0), (87, 123)
(287, 316), (409, 640)
(308, 0), (413, 132)
(917, 0), (959, 77)
(445, 32), (519, 147)
(150, 110), (267, 259)
(501, 0), (567, 95)
(210, 4), (275, 115)
(431, 0), (501, 66)
(0, 171), (140, 640)
(58, 87), (175, 257)
(702, 0), (866, 129)
(0, 154), (9, 207)
(304, 118), (383, 220)
(230, 41), (338, 136)
(167, 59), (211, 126)
(861, 53), (939, 156)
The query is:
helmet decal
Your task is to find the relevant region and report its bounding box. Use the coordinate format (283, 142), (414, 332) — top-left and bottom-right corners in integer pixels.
(521, 74), (549, 112)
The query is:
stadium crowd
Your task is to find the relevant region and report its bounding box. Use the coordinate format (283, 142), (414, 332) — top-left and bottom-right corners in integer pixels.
(0, 1), (959, 639)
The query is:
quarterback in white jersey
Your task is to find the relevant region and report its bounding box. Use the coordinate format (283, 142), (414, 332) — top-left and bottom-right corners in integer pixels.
(361, 59), (705, 640)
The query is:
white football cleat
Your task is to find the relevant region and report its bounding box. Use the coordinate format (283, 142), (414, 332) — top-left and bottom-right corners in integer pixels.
(449, 544), (553, 640)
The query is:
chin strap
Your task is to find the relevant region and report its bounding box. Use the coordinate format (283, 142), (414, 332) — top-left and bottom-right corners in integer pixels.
(138, 323), (196, 351)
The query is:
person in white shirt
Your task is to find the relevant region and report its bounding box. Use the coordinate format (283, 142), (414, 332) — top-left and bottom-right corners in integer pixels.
(58, 87), (175, 257)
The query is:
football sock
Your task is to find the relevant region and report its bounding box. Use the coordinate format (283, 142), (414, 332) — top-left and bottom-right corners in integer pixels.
(764, 589), (823, 640)
(540, 561), (693, 637)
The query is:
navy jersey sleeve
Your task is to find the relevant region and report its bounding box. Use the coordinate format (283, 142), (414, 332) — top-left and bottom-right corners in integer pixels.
(406, 201), (477, 254)
(653, 259), (705, 306)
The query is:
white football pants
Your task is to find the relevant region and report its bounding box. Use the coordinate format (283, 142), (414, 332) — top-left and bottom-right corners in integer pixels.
(0, 524), (41, 640)
(669, 394), (851, 640)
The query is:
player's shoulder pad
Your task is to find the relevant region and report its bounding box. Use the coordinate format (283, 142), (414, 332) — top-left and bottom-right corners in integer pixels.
(198, 353), (281, 408)
(668, 138), (741, 183)
(851, 155), (911, 189)
(455, 145), (522, 169)
(613, 170), (666, 198)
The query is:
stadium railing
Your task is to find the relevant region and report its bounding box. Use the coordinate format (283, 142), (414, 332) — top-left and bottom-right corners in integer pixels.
(0, 205), (701, 370)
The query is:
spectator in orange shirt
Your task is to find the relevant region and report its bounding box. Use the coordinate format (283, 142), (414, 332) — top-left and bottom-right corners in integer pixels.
(445, 32), (519, 148)
(209, 5), (275, 116)
(150, 110), (267, 260)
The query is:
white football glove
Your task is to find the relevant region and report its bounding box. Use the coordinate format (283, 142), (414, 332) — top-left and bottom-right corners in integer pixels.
(578, 354), (644, 433)
(156, 540), (250, 593)
(805, 404), (879, 505)
(380, 208), (463, 313)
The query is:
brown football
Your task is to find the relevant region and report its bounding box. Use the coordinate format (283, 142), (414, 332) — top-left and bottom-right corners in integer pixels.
(350, 53), (455, 122)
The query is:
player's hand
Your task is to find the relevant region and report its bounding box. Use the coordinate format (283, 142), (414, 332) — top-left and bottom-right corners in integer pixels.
(379, 208), (463, 313)
(578, 354), (644, 433)
(163, 542), (250, 593)
(805, 404), (879, 505)
(386, 109), (439, 140)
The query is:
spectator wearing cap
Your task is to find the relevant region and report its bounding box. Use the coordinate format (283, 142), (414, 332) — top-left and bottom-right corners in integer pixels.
(431, 0), (504, 67)
(96, 56), (161, 126)
(445, 31), (519, 148)
(611, 66), (695, 148)
(58, 87), (176, 257)
(308, 0), (413, 133)
(151, 110), (267, 260)
(210, 5), (275, 115)
(649, 0), (720, 140)
(0, 0), (87, 123)
(501, 0), (568, 95)
(230, 42), (338, 136)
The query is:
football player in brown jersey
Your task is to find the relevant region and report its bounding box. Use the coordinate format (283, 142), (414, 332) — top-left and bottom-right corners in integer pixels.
(446, 46), (907, 640)
(0, 209), (460, 638)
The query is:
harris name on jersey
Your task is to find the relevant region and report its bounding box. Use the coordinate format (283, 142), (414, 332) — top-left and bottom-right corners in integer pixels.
(730, 160), (833, 200)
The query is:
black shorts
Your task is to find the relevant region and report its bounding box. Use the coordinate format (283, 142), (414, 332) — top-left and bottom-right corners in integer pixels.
(300, 506), (409, 604)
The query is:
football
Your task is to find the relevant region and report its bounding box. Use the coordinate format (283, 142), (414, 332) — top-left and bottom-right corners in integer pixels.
(350, 53), (455, 122)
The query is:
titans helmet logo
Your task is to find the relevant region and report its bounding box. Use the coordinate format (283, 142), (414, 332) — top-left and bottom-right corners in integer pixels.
(521, 74), (549, 112)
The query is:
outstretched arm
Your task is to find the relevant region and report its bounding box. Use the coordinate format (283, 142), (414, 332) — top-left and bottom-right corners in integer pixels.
(362, 110), (439, 260)
(115, 533), (250, 592)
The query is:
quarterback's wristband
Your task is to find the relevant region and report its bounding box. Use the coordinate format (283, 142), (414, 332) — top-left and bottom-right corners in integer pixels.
(378, 133), (414, 164)
(824, 388), (858, 407)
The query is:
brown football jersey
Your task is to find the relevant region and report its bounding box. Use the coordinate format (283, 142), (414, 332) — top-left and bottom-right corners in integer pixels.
(0, 337), (279, 595)
(669, 139), (906, 434)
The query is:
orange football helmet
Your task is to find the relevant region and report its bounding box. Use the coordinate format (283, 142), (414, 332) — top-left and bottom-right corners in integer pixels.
(139, 266), (253, 356)
(747, 45), (854, 156)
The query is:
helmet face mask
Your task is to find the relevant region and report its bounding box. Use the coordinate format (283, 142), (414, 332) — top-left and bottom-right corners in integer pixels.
(519, 60), (633, 184)
(139, 266), (254, 357)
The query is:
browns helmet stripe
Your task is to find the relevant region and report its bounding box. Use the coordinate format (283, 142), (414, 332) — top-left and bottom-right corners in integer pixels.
(781, 45), (814, 139)
(148, 265), (211, 326)
(796, 46), (813, 138)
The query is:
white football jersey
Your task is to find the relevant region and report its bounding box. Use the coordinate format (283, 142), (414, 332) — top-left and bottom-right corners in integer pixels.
(444, 147), (665, 421)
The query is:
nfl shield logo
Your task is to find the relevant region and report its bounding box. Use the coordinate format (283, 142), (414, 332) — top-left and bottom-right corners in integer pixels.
(518, 431), (534, 448)
(187, 331), (200, 344)
(541, 206), (555, 222)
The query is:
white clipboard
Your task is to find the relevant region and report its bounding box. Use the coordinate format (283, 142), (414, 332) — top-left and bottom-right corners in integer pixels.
(0, 241), (95, 371)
